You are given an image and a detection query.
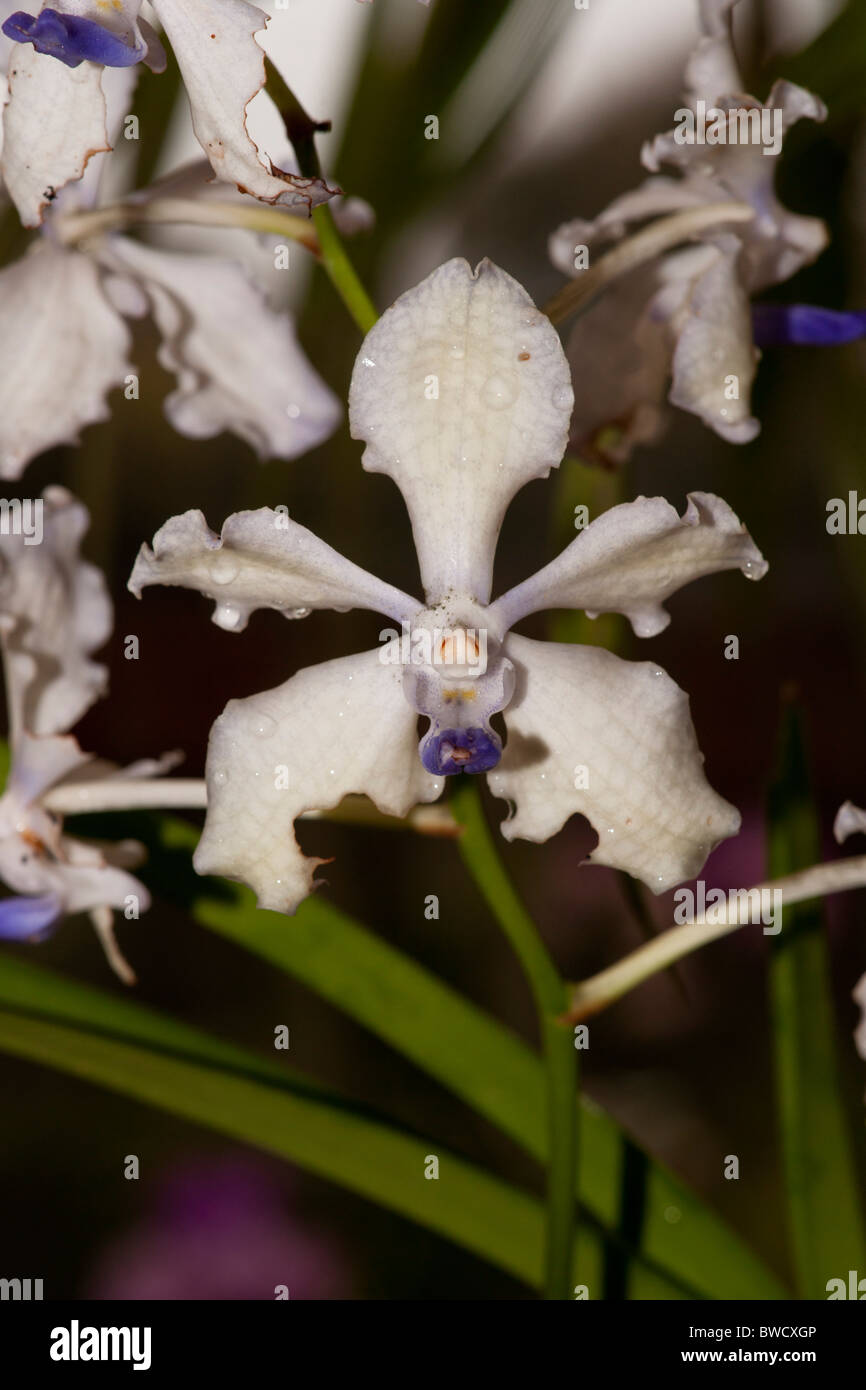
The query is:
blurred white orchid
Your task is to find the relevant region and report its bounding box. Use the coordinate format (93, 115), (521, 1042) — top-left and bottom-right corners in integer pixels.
(0, 0), (335, 227)
(0, 58), (341, 478)
(549, 0), (827, 463)
(833, 802), (866, 1077)
(854, 973), (866, 1072)
(131, 258), (767, 916)
(0, 487), (205, 982)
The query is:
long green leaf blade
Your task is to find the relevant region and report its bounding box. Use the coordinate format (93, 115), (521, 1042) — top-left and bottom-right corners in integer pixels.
(164, 821), (787, 1299)
(0, 1002), (546, 1288)
(0, 952), (694, 1297)
(768, 706), (866, 1296)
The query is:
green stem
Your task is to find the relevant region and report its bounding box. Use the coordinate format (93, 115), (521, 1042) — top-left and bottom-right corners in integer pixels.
(265, 58), (378, 337)
(452, 779), (577, 1300)
(312, 204), (378, 335)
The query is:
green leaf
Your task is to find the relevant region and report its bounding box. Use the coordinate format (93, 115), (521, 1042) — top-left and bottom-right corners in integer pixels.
(0, 1021), (537, 1285)
(0, 951), (700, 1297)
(768, 705), (866, 1297)
(774, 0), (866, 123)
(0, 950), (341, 1100)
(0, 952), (563, 1290)
(333, 0), (566, 236)
(164, 820), (787, 1299)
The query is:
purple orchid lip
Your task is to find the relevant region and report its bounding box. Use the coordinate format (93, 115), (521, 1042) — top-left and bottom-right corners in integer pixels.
(751, 302), (866, 348)
(420, 726), (502, 776)
(0, 891), (62, 941)
(1, 9), (144, 69)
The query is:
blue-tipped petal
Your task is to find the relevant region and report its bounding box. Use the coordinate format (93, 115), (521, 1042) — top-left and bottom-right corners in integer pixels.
(0, 892), (62, 942)
(1, 9), (145, 69)
(752, 303), (866, 348)
(420, 727), (502, 777)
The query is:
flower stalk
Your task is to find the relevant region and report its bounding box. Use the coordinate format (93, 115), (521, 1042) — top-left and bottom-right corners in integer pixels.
(264, 59), (378, 335)
(543, 201), (754, 325)
(312, 204), (378, 334)
(452, 780), (577, 1301)
(42, 781), (458, 837)
(562, 854), (866, 1024)
(56, 198), (321, 252)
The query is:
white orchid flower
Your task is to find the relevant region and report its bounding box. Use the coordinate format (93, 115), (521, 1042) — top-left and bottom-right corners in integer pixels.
(833, 802), (866, 1073)
(854, 973), (866, 1072)
(549, 0), (827, 463)
(0, 487), (205, 982)
(130, 259), (767, 916)
(0, 0), (335, 228)
(0, 58), (341, 480)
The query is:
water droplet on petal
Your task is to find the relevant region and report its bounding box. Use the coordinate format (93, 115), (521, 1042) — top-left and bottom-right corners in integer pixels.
(286, 403), (301, 419)
(289, 607), (311, 619)
(214, 602), (243, 630)
(482, 372), (517, 409)
(213, 769), (230, 788)
(250, 713), (277, 738)
(552, 384), (573, 410)
(449, 343), (465, 360)
(210, 553), (240, 585)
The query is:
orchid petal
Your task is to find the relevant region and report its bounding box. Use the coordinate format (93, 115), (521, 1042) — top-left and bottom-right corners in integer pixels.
(194, 646), (443, 912)
(150, 0), (335, 209)
(103, 237), (340, 459)
(0, 487), (111, 739)
(0, 0), (151, 222)
(686, 0), (742, 107)
(0, 815), (147, 913)
(552, 266), (672, 463)
(52, 840), (149, 916)
(129, 507), (420, 632)
(642, 83), (827, 292)
(348, 258), (573, 605)
(1, 40), (108, 224)
(490, 491), (766, 637)
(854, 973), (866, 1063)
(549, 189), (709, 462)
(1, 730), (91, 808)
(667, 238), (760, 442)
(834, 801), (866, 845)
(0, 891), (61, 940)
(0, 243), (133, 476)
(488, 634), (740, 893)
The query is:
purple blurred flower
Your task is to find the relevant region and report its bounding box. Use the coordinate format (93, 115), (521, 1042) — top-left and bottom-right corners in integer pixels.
(752, 303), (866, 347)
(86, 1156), (353, 1301)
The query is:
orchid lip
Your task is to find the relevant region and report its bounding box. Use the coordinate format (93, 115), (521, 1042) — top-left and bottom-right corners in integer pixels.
(0, 891), (62, 941)
(420, 727), (502, 777)
(1, 9), (145, 69)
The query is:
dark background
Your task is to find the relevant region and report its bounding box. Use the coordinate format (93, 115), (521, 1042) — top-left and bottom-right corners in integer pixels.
(1, 0), (864, 1299)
